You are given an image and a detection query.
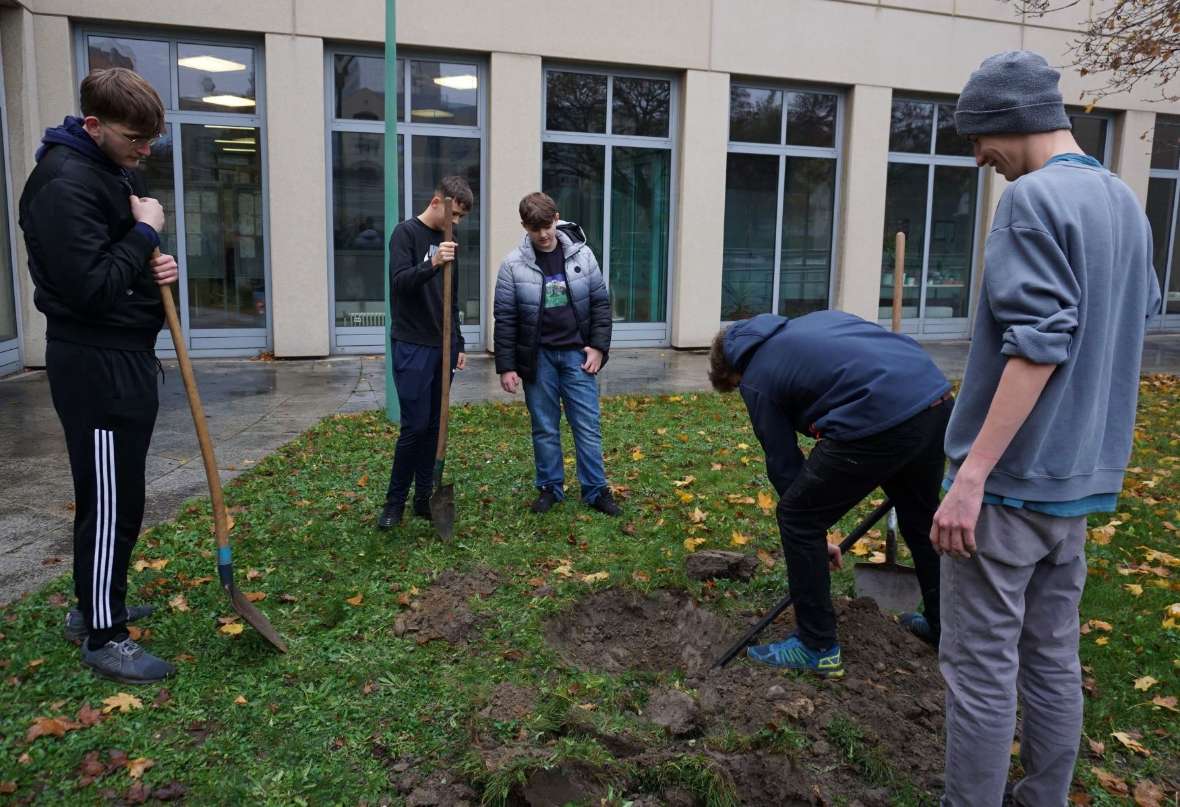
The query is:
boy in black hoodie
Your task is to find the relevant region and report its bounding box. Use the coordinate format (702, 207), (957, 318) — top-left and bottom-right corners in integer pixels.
(377, 176), (472, 530)
(19, 68), (178, 683)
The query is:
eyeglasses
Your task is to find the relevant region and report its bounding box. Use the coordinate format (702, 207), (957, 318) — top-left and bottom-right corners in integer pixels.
(102, 122), (164, 148)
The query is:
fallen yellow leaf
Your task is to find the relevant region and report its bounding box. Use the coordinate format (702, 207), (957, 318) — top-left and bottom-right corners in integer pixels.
(689, 507), (707, 524)
(1087, 619), (1113, 632)
(581, 572), (609, 583)
(1124, 583), (1144, 597)
(684, 537), (706, 552)
(345, 593), (364, 606)
(1142, 548), (1180, 567)
(356, 474), (369, 488)
(126, 757), (154, 779)
(632, 570), (650, 583)
(234, 695), (248, 705)
(553, 563), (573, 577)
(1133, 676), (1159, 692)
(730, 531), (751, 547)
(677, 491), (695, 504)
(102, 693), (143, 714)
(1095, 636), (1109, 646)
(219, 622), (245, 636)
(1150, 695), (1178, 712)
(671, 476), (695, 488)
(1112, 731), (1151, 757)
(133, 558), (168, 572)
(168, 594), (189, 612)
(631, 449), (644, 461)
(737, 443), (750, 450)
(757, 491), (774, 514)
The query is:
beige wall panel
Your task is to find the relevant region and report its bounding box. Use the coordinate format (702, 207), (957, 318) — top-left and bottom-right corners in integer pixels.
(884, 0), (954, 17)
(265, 33), (329, 357)
(1113, 110), (1154, 207)
(486, 52), (542, 353)
(296, 0), (711, 70)
(712, 0), (1021, 97)
(31, 0), (294, 34)
(670, 69), (728, 348)
(834, 84), (892, 321)
(1021, 0), (1093, 32)
(953, 0), (1020, 24)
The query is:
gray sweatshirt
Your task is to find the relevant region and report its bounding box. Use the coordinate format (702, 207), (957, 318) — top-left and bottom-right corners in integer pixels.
(945, 160), (1162, 502)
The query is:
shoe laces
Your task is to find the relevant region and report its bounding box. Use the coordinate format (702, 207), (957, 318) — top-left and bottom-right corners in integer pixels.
(115, 639), (144, 659)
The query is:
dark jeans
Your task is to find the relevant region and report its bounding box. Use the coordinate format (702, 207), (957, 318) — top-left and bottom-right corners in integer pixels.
(385, 340), (455, 506)
(777, 399), (952, 650)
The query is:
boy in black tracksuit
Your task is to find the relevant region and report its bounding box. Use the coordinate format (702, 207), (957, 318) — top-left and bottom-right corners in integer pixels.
(378, 177), (473, 529)
(19, 69), (179, 683)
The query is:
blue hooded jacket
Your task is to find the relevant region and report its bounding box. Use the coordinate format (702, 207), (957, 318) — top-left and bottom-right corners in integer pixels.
(725, 311), (950, 494)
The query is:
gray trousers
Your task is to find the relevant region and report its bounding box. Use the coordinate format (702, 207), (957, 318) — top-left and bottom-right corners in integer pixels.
(940, 504), (1087, 807)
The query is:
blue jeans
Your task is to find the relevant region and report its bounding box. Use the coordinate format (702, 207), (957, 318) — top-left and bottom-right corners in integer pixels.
(522, 347), (608, 504)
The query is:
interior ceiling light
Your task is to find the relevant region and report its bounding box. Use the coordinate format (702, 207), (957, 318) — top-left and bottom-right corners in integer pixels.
(178, 55), (247, 73)
(411, 108), (455, 119)
(222, 147), (257, 153)
(432, 74), (477, 90)
(214, 138), (257, 145)
(201, 95), (256, 108)
(203, 125), (256, 130)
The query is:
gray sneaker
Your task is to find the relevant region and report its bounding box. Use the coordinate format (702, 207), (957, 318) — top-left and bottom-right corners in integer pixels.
(65, 605), (156, 645)
(81, 637), (176, 685)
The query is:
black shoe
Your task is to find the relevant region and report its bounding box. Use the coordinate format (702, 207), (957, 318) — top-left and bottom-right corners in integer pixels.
(531, 488), (559, 514)
(589, 490), (621, 517)
(65, 605), (155, 646)
(413, 497), (432, 520)
(900, 612), (940, 648)
(378, 501), (404, 530)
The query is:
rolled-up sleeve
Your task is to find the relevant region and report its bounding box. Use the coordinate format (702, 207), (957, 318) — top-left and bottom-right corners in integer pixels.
(984, 225), (1080, 365)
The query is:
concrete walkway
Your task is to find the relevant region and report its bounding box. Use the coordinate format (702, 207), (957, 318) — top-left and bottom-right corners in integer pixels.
(3, 334), (1180, 604)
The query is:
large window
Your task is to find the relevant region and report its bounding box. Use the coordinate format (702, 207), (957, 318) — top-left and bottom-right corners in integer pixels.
(541, 68), (676, 345)
(1147, 115), (1180, 328)
(329, 52), (483, 352)
(879, 99), (981, 337)
(0, 55), (18, 376)
(722, 84), (840, 320)
(81, 32), (267, 356)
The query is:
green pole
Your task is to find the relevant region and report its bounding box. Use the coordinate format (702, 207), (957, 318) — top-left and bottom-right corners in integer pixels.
(383, 0), (399, 422)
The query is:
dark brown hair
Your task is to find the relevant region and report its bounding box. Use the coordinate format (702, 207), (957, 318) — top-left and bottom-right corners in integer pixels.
(708, 329), (742, 392)
(519, 192), (559, 230)
(80, 68), (165, 136)
(434, 176), (474, 211)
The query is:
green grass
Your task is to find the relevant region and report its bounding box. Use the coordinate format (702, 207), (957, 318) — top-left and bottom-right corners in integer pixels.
(0, 382), (1176, 805)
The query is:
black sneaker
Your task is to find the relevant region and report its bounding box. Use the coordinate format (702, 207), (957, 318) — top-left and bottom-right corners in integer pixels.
(82, 637), (176, 685)
(412, 496), (432, 520)
(900, 612), (940, 648)
(589, 490), (621, 517)
(65, 605), (156, 646)
(531, 488), (559, 514)
(377, 501), (404, 530)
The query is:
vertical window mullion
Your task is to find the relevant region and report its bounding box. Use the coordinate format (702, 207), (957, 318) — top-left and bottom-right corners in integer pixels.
(918, 163), (936, 325)
(1163, 177), (1180, 322)
(602, 143), (613, 291)
(770, 153), (787, 315)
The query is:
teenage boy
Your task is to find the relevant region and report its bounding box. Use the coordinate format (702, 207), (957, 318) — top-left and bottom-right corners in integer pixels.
(934, 51), (1160, 806)
(378, 176), (472, 529)
(19, 68), (179, 683)
(494, 192), (619, 517)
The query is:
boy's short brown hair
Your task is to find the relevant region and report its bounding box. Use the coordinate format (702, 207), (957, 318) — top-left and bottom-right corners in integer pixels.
(80, 68), (166, 136)
(434, 175), (474, 211)
(519, 192), (559, 230)
(708, 329), (742, 392)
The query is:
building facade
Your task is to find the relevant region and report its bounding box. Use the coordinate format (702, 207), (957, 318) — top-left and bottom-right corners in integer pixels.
(0, 0), (1177, 372)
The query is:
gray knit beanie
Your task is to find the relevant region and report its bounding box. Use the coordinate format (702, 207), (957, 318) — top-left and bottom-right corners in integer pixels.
(955, 51), (1071, 136)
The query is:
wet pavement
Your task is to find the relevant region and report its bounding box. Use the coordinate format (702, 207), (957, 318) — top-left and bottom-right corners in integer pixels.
(3, 334), (1179, 604)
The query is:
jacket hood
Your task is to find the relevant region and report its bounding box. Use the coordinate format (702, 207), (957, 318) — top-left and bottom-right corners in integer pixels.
(36, 116), (123, 173)
(724, 313), (789, 373)
(515, 219), (588, 264)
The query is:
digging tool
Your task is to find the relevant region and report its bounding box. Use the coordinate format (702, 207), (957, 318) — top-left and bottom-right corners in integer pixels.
(851, 231), (922, 614)
(429, 197), (456, 540)
(158, 253), (288, 653)
(711, 498), (894, 670)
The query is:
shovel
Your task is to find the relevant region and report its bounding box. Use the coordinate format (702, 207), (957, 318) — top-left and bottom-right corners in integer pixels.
(712, 498), (894, 670)
(851, 231), (921, 613)
(429, 197), (456, 540)
(158, 253), (288, 653)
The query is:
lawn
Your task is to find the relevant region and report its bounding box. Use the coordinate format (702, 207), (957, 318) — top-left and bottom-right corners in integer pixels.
(0, 379), (1176, 806)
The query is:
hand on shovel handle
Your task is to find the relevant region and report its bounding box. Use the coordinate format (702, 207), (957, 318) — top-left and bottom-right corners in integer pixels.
(429, 199), (457, 540)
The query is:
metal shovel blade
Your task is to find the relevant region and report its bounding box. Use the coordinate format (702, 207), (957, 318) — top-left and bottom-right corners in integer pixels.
(227, 583), (288, 653)
(853, 562), (922, 613)
(430, 483), (455, 541)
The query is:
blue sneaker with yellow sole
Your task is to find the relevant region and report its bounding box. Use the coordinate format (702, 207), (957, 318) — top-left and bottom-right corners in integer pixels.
(747, 633), (844, 678)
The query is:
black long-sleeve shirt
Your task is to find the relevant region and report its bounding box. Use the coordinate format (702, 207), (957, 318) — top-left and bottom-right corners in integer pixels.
(389, 217), (465, 352)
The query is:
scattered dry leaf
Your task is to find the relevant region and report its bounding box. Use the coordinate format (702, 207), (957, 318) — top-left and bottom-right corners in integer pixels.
(1133, 676), (1159, 692)
(1150, 695), (1178, 712)
(345, 594), (364, 606)
(102, 693), (143, 714)
(1112, 731), (1151, 756)
(757, 548), (776, 568)
(234, 695), (248, 705)
(26, 715), (80, 742)
(757, 491), (774, 513)
(126, 757), (154, 780)
(219, 622), (244, 636)
(168, 595), (189, 612)
(1088, 737), (1105, 757)
(1132, 779), (1165, 807)
(683, 537), (705, 552)
(244, 592), (266, 603)
(581, 572), (609, 584)
(1092, 767), (1129, 796)
(730, 531), (751, 547)
(133, 558), (167, 572)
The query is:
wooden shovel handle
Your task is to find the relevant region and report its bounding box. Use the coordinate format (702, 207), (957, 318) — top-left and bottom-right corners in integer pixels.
(435, 198), (454, 463)
(155, 249), (230, 549)
(892, 232), (905, 334)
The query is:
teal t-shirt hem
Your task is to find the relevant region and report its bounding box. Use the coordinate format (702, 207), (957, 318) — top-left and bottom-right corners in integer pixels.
(941, 477), (1118, 517)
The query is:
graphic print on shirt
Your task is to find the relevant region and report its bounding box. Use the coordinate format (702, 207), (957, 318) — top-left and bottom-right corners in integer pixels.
(423, 244), (439, 265)
(544, 273), (570, 309)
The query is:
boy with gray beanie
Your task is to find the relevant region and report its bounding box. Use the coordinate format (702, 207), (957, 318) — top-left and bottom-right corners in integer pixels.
(932, 51), (1160, 806)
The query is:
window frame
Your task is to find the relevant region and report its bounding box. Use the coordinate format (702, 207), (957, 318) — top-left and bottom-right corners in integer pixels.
(1148, 114), (1180, 329)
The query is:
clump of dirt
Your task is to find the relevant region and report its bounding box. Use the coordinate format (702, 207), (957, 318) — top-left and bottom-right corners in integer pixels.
(540, 588), (948, 802)
(542, 588), (734, 674)
(395, 569), (499, 645)
(479, 682), (538, 722)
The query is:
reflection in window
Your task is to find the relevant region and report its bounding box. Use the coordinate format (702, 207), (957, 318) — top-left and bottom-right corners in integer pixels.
(610, 147), (671, 322)
(786, 92), (837, 148)
(335, 55), (401, 122)
(889, 100), (934, 154)
(87, 36), (172, 108)
(729, 86), (781, 144)
(1069, 114), (1109, 164)
(542, 143), (605, 261)
(721, 153), (777, 319)
(178, 43), (256, 114)
(410, 61), (478, 126)
(1152, 116), (1180, 170)
(546, 71), (608, 134)
(612, 77), (671, 137)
